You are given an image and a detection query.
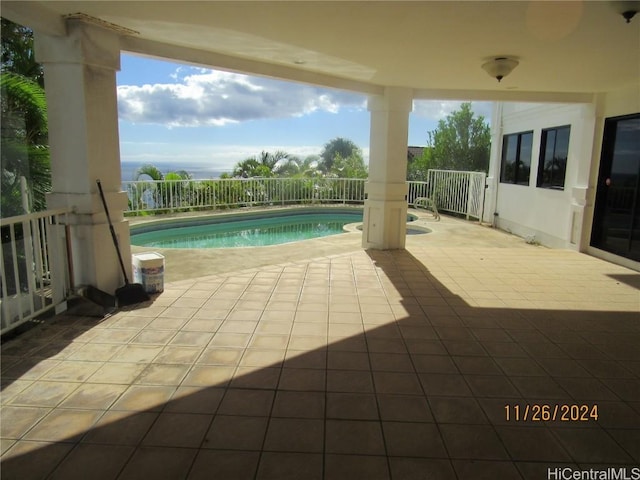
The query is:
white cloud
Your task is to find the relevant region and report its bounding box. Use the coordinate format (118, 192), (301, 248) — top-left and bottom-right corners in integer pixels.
(118, 68), (366, 127)
(412, 100), (493, 122)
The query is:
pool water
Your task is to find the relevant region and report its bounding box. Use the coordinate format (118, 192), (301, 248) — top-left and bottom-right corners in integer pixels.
(131, 212), (364, 248)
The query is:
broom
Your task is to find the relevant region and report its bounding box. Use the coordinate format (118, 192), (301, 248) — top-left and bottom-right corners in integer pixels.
(96, 179), (150, 307)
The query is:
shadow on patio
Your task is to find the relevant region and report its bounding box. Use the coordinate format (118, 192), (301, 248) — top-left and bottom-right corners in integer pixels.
(1, 246), (639, 479)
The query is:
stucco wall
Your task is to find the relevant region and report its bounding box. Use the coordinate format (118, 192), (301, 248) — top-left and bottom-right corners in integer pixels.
(488, 103), (594, 249)
(488, 84), (639, 263)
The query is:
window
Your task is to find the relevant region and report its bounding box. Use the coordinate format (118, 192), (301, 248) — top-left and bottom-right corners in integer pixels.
(537, 126), (570, 190)
(500, 131), (533, 185)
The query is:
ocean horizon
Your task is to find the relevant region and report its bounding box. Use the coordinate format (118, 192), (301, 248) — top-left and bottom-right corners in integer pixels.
(120, 161), (228, 181)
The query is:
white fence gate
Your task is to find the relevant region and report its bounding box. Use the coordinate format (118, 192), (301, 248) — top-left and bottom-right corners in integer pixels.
(1, 209), (70, 335)
(409, 170), (486, 220)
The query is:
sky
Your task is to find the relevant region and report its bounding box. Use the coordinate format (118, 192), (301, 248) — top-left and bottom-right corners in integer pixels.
(116, 53), (493, 176)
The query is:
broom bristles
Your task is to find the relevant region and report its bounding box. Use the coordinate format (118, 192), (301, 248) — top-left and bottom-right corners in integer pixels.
(116, 283), (150, 307)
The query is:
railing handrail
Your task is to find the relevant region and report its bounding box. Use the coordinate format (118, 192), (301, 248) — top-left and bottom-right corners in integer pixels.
(427, 168), (487, 175)
(0, 208), (68, 226)
(122, 173), (486, 221)
(1, 208), (71, 335)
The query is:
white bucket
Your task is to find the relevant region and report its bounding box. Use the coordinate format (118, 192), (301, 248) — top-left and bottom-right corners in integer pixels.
(132, 252), (165, 294)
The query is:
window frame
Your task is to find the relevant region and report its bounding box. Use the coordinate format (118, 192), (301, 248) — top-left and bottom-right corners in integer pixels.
(500, 130), (533, 186)
(536, 125), (571, 190)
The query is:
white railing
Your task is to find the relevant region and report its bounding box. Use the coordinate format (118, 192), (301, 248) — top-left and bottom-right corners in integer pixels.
(123, 177), (368, 214)
(0, 209), (70, 335)
(122, 172), (487, 220)
(413, 170), (487, 220)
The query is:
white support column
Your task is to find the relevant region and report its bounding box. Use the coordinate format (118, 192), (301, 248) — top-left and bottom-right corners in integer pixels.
(484, 102), (503, 225)
(35, 19), (130, 294)
(569, 102), (597, 251)
(362, 87), (413, 250)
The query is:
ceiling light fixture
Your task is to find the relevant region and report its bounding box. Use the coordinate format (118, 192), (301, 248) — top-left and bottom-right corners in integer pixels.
(481, 57), (519, 82)
(622, 10), (637, 22)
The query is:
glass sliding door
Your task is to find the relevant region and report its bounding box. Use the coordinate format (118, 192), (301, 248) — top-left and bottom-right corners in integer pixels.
(591, 114), (640, 261)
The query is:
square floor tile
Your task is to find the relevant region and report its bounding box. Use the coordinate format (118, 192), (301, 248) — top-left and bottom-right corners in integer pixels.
(327, 351), (370, 371)
(231, 367), (281, 389)
(8, 381), (79, 407)
(111, 385), (176, 412)
(49, 444), (134, 480)
(325, 420), (385, 455)
(439, 424), (509, 460)
(1, 441), (74, 480)
(24, 409), (103, 442)
(118, 446), (197, 480)
(453, 356), (502, 375)
(464, 375), (520, 398)
(326, 392), (379, 420)
(240, 349), (286, 368)
(278, 368), (326, 391)
(452, 460), (522, 479)
(369, 353), (414, 372)
(256, 452), (323, 480)
(552, 427), (634, 463)
(509, 376), (570, 400)
(373, 371), (423, 395)
(429, 396), (488, 424)
(217, 389), (274, 416)
(325, 454), (390, 480)
(153, 346), (203, 364)
(59, 383), (128, 410)
(389, 458), (456, 480)
(383, 422), (447, 457)
(40, 361), (102, 382)
(271, 391), (325, 419)
(203, 415), (268, 450)
(327, 370), (374, 393)
(81, 411), (159, 445)
(263, 417), (324, 453)
(419, 373), (472, 396)
(608, 428), (640, 462)
(411, 355), (458, 374)
(283, 349), (327, 369)
(142, 412), (212, 448)
(87, 363), (147, 385)
(376, 394), (433, 422)
(0, 406), (51, 438)
(496, 426), (572, 461)
(182, 366), (235, 387)
(188, 450), (259, 480)
(135, 363), (190, 386)
(557, 377), (619, 401)
(164, 386), (224, 414)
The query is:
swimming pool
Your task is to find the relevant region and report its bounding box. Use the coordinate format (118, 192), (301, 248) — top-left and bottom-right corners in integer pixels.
(130, 208), (417, 248)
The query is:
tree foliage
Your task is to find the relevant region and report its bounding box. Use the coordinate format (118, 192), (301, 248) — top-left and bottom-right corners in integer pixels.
(1, 19), (50, 216)
(411, 103), (490, 180)
(319, 137), (360, 174)
(134, 164), (192, 181)
(329, 151), (368, 179)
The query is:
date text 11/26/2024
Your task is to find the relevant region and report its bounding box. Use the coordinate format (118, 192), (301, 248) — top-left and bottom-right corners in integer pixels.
(505, 404), (599, 422)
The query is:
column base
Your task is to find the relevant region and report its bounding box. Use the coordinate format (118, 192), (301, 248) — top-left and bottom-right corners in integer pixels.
(362, 199), (408, 250)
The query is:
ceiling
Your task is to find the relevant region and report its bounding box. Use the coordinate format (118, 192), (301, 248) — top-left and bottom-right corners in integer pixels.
(4, 1), (640, 101)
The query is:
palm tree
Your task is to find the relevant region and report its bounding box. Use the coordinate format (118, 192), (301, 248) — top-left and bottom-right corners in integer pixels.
(231, 150), (300, 178)
(1, 19), (49, 217)
(134, 164), (164, 181)
(1, 71), (50, 216)
(131, 164), (193, 211)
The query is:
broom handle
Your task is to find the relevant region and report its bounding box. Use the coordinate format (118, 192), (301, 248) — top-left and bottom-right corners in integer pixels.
(96, 179), (131, 285)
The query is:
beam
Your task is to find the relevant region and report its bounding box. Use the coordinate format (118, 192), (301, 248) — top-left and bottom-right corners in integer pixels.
(121, 36), (385, 96)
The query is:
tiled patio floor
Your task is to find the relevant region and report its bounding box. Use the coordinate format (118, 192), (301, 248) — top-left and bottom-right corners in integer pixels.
(2, 216), (639, 479)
